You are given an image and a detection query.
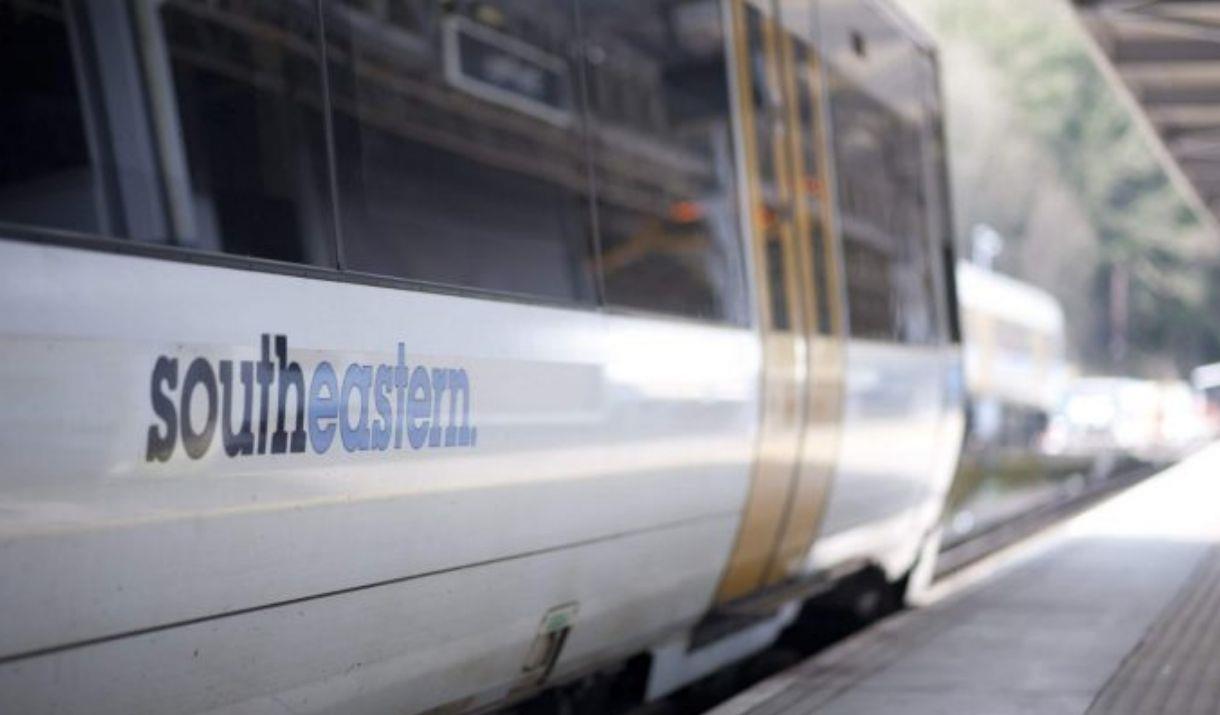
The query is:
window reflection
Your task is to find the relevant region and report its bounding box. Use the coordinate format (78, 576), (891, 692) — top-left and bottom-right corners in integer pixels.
(582, 0), (749, 324)
(0, 0), (337, 264)
(0, 0), (750, 324)
(0, 1), (122, 236)
(158, 0), (334, 263)
(326, 0), (597, 303)
(831, 68), (935, 343)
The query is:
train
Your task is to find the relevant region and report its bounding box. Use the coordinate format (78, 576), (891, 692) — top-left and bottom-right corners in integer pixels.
(0, 0), (964, 712)
(945, 261), (1070, 541)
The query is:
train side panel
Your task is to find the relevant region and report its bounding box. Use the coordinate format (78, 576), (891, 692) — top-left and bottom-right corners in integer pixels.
(0, 506), (732, 714)
(811, 340), (949, 577)
(0, 240), (759, 712)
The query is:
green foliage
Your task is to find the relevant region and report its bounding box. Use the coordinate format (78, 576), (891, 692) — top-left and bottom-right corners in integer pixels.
(901, 0), (1220, 374)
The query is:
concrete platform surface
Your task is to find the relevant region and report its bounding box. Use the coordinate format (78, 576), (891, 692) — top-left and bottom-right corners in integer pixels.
(706, 443), (1220, 715)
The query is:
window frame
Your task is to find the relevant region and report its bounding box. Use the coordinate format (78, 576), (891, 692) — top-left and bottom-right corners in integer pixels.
(0, 217), (754, 326)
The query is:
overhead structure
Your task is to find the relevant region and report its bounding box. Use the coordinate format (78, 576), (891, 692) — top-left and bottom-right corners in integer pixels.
(1075, 0), (1220, 223)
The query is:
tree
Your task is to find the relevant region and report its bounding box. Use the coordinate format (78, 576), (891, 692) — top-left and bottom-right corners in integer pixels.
(900, 0), (1220, 375)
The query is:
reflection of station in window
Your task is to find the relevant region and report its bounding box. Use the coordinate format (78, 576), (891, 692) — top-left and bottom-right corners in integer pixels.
(323, 0), (742, 320)
(330, 0), (431, 60)
(442, 15), (574, 127)
(582, 22), (719, 215)
(599, 200), (713, 276)
(322, 1), (590, 201)
(328, 0), (721, 224)
(581, 0), (741, 322)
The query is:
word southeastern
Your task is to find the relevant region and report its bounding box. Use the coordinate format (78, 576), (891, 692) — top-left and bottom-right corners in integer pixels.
(146, 335), (477, 461)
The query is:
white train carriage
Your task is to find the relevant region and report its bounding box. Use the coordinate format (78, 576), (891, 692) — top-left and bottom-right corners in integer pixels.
(0, 0), (963, 712)
(956, 261), (1068, 451)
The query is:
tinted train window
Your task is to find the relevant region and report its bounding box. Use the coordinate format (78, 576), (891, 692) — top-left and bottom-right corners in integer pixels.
(0, 1), (336, 263)
(580, 0), (749, 324)
(0, 1), (106, 234)
(155, 0), (335, 264)
(326, 1), (597, 303)
(830, 72), (935, 343)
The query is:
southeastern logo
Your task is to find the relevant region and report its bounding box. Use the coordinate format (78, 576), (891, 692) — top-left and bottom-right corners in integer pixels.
(145, 334), (476, 461)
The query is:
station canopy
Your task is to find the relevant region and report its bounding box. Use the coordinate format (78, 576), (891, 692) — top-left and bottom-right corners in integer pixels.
(1076, 1), (1220, 222)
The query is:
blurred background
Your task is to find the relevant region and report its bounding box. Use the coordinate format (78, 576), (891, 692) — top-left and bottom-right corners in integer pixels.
(899, 0), (1220, 546)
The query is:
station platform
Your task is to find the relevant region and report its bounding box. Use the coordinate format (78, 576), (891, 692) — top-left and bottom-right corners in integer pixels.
(706, 443), (1220, 715)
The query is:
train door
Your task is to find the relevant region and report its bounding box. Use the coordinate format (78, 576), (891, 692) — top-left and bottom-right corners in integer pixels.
(765, 2), (847, 585)
(716, 0), (842, 604)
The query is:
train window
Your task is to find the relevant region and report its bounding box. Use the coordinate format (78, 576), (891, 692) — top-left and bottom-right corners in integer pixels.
(153, 0), (335, 264)
(325, 0), (598, 304)
(580, 0), (750, 324)
(830, 69), (935, 343)
(0, 0), (337, 265)
(0, 1), (108, 235)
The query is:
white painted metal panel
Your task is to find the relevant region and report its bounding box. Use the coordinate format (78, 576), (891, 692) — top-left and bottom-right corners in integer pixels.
(812, 339), (949, 576)
(0, 239), (759, 673)
(0, 515), (737, 714)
